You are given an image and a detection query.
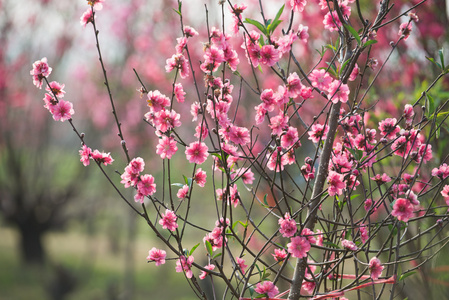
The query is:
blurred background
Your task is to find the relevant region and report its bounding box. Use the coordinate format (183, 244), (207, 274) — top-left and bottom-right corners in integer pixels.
(1, 0), (449, 299)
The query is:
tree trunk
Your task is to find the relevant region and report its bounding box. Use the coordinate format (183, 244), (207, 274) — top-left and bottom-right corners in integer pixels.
(18, 220), (45, 264)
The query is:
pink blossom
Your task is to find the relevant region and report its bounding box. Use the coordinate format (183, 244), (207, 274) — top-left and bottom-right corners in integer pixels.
(236, 257), (247, 274)
(327, 170), (345, 196)
(260, 45), (281, 67)
(177, 184), (189, 200)
(379, 118), (400, 139)
(199, 264), (215, 280)
(174, 83), (185, 103)
(260, 89), (278, 112)
(159, 209), (178, 231)
(204, 226), (224, 251)
(269, 114), (289, 136)
(272, 248), (288, 262)
(80, 8), (94, 27)
(432, 163), (449, 179)
(369, 257), (384, 280)
(185, 141), (209, 164)
(91, 150), (114, 166)
(349, 63), (359, 81)
(359, 225), (369, 243)
(229, 3), (247, 34)
(156, 135), (178, 159)
(165, 53), (190, 79)
(309, 69), (332, 91)
(128, 157), (145, 174)
(281, 126), (300, 149)
(341, 239), (358, 251)
(308, 123), (329, 143)
(391, 198), (414, 222)
(175, 36), (187, 54)
(254, 104), (267, 124)
(287, 72), (303, 98)
(87, 0), (105, 11)
(301, 158), (316, 181)
(399, 22), (412, 40)
(228, 125), (250, 145)
(371, 173), (391, 184)
(267, 149), (289, 172)
(146, 90), (170, 113)
(323, 11), (341, 32)
(233, 168), (255, 185)
(30, 57), (52, 89)
(183, 26), (199, 38)
(255, 281), (279, 298)
(287, 236), (311, 258)
(79, 144), (92, 166)
(441, 185), (449, 199)
(327, 80), (350, 104)
(277, 31), (298, 53)
(147, 247), (166, 266)
(190, 102), (201, 122)
(46, 81), (65, 98)
(194, 168), (207, 187)
(315, 229), (323, 246)
(137, 174), (156, 197)
(176, 255), (194, 278)
(364, 198), (374, 212)
(297, 24), (309, 42)
(121, 158), (144, 188)
(403, 104), (414, 125)
(290, 0), (307, 12)
(279, 212), (297, 238)
(154, 109), (181, 133)
(302, 228), (316, 244)
(323, 4), (351, 32)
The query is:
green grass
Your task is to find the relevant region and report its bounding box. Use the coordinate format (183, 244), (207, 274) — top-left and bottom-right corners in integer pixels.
(0, 224), (198, 300)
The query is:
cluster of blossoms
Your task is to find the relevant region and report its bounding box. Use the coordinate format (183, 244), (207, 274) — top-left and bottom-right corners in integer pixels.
(30, 0), (449, 299)
(31, 58), (74, 122)
(203, 218), (229, 252)
(80, 0), (104, 27)
(120, 157), (156, 203)
(79, 144), (114, 167)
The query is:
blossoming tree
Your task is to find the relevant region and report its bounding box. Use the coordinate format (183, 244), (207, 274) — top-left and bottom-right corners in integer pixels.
(31, 0), (449, 299)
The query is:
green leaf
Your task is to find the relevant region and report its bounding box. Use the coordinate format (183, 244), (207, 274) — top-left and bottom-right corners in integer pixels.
(274, 4), (285, 23)
(263, 194), (268, 206)
(439, 48), (445, 70)
(212, 252), (222, 259)
(316, 46), (327, 58)
(244, 18), (267, 35)
(343, 24), (361, 46)
(190, 243), (200, 255)
(205, 240), (213, 256)
(255, 264), (262, 280)
(323, 241), (340, 248)
(171, 183), (186, 188)
(398, 271), (416, 281)
(340, 59), (351, 76)
(268, 4), (285, 34)
(172, 1), (182, 16)
(257, 64), (263, 73)
(350, 194), (360, 201)
(268, 20), (283, 34)
(362, 40), (378, 47)
(426, 56), (442, 69)
(425, 93), (435, 118)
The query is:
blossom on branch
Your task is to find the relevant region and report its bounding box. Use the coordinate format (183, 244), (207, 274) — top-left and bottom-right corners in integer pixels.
(255, 281), (279, 298)
(147, 247), (166, 266)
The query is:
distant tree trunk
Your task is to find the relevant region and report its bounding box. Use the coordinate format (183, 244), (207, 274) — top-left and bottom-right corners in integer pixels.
(17, 218), (45, 264)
